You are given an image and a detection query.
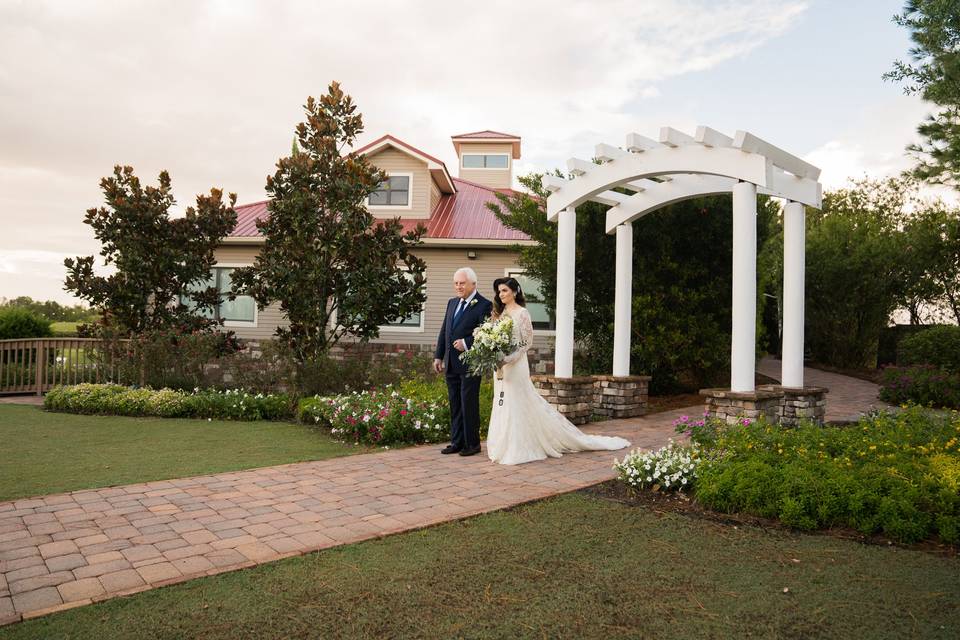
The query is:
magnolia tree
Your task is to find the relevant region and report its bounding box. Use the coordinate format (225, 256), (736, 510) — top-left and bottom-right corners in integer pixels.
(64, 166), (237, 334)
(230, 82), (426, 364)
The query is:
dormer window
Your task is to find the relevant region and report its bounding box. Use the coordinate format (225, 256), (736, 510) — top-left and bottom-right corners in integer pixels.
(462, 154), (509, 169)
(369, 174), (411, 207)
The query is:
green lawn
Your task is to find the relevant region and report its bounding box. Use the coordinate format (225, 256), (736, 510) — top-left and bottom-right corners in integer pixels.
(1, 492), (956, 639)
(0, 405), (365, 501)
(50, 321), (79, 336)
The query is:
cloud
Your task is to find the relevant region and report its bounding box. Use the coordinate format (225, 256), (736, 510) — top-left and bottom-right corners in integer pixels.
(803, 95), (957, 203)
(1, 0), (810, 302)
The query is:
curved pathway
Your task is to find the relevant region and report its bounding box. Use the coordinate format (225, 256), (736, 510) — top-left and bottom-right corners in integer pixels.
(0, 363), (885, 625)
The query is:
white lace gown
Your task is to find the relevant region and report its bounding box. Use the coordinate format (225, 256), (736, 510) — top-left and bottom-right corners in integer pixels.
(486, 307), (631, 465)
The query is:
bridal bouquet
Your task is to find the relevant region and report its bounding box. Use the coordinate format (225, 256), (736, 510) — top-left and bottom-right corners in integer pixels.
(459, 316), (521, 377)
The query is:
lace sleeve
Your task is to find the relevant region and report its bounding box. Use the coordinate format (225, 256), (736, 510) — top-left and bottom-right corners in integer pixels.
(501, 308), (534, 365)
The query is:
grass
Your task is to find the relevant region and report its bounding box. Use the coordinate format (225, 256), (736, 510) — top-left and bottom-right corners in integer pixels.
(50, 322), (79, 336)
(0, 405), (366, 502)
(1, 492), (957, 639)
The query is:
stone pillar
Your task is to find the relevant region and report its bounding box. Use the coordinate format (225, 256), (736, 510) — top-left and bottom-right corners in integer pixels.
(760, 385), (828, 427)
(612, 222), (633, 377)
(782, 201), (806, 388)
(593, 375), (650, 419)
(531, 374), (594, 425)
(731, 181), (757, 392)
(700, 387), (783, 425)
(554, 206), (577, 378)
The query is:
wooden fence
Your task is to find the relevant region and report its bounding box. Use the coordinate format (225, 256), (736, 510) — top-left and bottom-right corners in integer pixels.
(0, 338), (120, 396)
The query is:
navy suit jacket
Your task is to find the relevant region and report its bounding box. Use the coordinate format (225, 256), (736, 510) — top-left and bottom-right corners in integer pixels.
(434, 293), (493, 376)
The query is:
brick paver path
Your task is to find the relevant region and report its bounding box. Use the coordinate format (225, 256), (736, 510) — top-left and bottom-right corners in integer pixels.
(0, 408), (685, 624)
(0, 363), (886, 624)
(756, 357), (891, 421)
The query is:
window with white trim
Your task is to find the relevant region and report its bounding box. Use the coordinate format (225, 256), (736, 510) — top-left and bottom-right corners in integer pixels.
(508, 271), (554, 331)
(182, 267), (256, 324)
(369, 175), (410, 206)
(382, 269), (423, 329)
(462, 154), (509, 169)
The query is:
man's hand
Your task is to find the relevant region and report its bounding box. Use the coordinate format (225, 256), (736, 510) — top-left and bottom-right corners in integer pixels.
(453, 339), (467, 352)
(433, 358), (444, 374)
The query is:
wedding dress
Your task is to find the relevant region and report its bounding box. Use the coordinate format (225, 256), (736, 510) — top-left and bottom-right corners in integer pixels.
(486, 307), (631, 465)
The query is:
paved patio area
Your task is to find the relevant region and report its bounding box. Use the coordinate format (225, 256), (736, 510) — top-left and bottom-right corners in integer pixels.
(0, 362), (886, 625)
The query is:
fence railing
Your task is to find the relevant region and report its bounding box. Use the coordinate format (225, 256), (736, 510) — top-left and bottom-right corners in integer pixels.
(0, 338), (121, 396)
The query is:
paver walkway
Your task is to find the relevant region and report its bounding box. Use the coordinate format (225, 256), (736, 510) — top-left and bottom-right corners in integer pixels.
(756, 357), (891, 421)
(0, 363), (886, 625)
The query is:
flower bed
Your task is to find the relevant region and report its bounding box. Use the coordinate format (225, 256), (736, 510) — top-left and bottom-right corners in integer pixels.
(614, 440), (699, 491)
(879, 365), (960, 408)
(615, 407), (960, 544)
(43, 383), (293, 420)
(299, 387), (449, 446)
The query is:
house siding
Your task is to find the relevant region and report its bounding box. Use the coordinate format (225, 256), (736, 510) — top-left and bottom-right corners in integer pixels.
(217, 244), (553, 353)
(366, 147), (431, 219)
(457, 142), (514, 189)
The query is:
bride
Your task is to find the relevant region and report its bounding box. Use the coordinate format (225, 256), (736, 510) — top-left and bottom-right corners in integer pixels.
(485, 277), (631, 465)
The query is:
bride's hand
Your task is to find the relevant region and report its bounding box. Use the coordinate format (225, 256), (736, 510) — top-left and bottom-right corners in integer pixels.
(495, 365), (503, 380)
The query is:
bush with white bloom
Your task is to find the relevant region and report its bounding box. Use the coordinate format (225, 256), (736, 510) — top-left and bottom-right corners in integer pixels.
(613, 440), (700, 492)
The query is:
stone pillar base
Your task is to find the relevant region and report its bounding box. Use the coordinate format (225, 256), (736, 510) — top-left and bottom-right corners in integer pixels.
(699, 387), (784, 425)
(760, 385), (828, 426)
(593, 375), (650, 419)
(531, 375), (595, 425)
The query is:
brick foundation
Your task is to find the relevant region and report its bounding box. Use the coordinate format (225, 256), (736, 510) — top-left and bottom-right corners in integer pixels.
(531, 375), (595, 425)
(593, 375), (651, 419)
(700, 385), (829, 426)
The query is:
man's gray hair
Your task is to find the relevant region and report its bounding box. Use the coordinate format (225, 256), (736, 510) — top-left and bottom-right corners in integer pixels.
(454, 267), (478, 283)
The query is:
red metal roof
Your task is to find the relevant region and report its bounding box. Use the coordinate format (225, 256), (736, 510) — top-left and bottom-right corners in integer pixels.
(228, 178), (531, 243)
(451, 130), (520, 140)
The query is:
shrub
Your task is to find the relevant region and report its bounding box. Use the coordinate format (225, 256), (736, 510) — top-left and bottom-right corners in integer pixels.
(879, 365), (960, 408)
(0, 307), (53, 339)
(689, 407), (960, 544)
(299, 387), (448, 446)
(898, 325), (960, 372)
(43, 383), (293, 421)
(614, 440), (699, 491)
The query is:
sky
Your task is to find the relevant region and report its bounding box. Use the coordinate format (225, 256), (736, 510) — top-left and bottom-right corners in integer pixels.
(0, 0), (941, 305)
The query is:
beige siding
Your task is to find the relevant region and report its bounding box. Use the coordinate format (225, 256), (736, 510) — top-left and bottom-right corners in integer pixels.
(213, 244), (553, 352)
(429, 178), (441, 213)
(366, 147), (431, 219)
(457, 142), (514, 189)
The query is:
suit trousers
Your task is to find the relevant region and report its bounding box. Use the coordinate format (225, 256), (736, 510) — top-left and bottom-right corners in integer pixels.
(446, 373), (481, 449)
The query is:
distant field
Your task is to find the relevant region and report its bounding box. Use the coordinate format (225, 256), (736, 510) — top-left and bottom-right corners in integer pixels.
(50, 321), (79, 335)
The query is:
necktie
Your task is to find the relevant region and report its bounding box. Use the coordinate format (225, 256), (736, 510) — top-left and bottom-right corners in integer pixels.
(454, 299), (466, 324)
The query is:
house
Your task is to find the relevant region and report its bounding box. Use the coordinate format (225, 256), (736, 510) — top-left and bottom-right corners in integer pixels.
(209, 130), (556, 373)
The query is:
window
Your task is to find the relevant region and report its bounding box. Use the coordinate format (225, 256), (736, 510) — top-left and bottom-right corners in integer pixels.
(509, 271), (554, 331)
(182, 267), (256, 325)
(369, 175), (410, 206)
(462, 154), (509, 169)
(382, 270), (423, 329)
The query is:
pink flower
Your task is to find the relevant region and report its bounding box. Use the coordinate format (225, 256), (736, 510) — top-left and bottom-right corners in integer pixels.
(400, 409), (407, 416)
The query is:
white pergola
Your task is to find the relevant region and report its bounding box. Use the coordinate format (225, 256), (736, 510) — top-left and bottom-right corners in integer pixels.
(543, 126), (823, 393)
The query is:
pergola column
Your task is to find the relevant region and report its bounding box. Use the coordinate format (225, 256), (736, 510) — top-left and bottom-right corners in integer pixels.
(612, 222), (633, 376)
(730, 181), (757, 392)
(781, 201), (805, 387)
(554, 206), (576, 378)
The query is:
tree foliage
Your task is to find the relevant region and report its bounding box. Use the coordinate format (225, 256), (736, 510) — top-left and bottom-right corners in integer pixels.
(0, 307), (53, 340)
(491, 172), (778, 393)
(230, 83), (427, 364)
(885, 0), (960, 186)
(0, 297), (96, 323)
(64, 166), (237, 335)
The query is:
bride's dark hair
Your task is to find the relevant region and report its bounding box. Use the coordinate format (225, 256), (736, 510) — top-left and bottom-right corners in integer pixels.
(492, 277), (526, 316)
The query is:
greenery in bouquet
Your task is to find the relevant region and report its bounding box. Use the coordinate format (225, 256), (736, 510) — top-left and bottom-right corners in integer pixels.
(459, 316), (522, 377)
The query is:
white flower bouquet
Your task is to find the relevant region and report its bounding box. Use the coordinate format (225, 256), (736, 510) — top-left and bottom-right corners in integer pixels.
(459, 316), (522, 377)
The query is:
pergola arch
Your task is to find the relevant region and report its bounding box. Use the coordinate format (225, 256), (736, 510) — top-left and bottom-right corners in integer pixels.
(543, 126), (823, 394)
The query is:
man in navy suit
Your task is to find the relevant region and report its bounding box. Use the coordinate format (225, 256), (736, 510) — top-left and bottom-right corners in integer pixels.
(433, 267), (492, 457)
